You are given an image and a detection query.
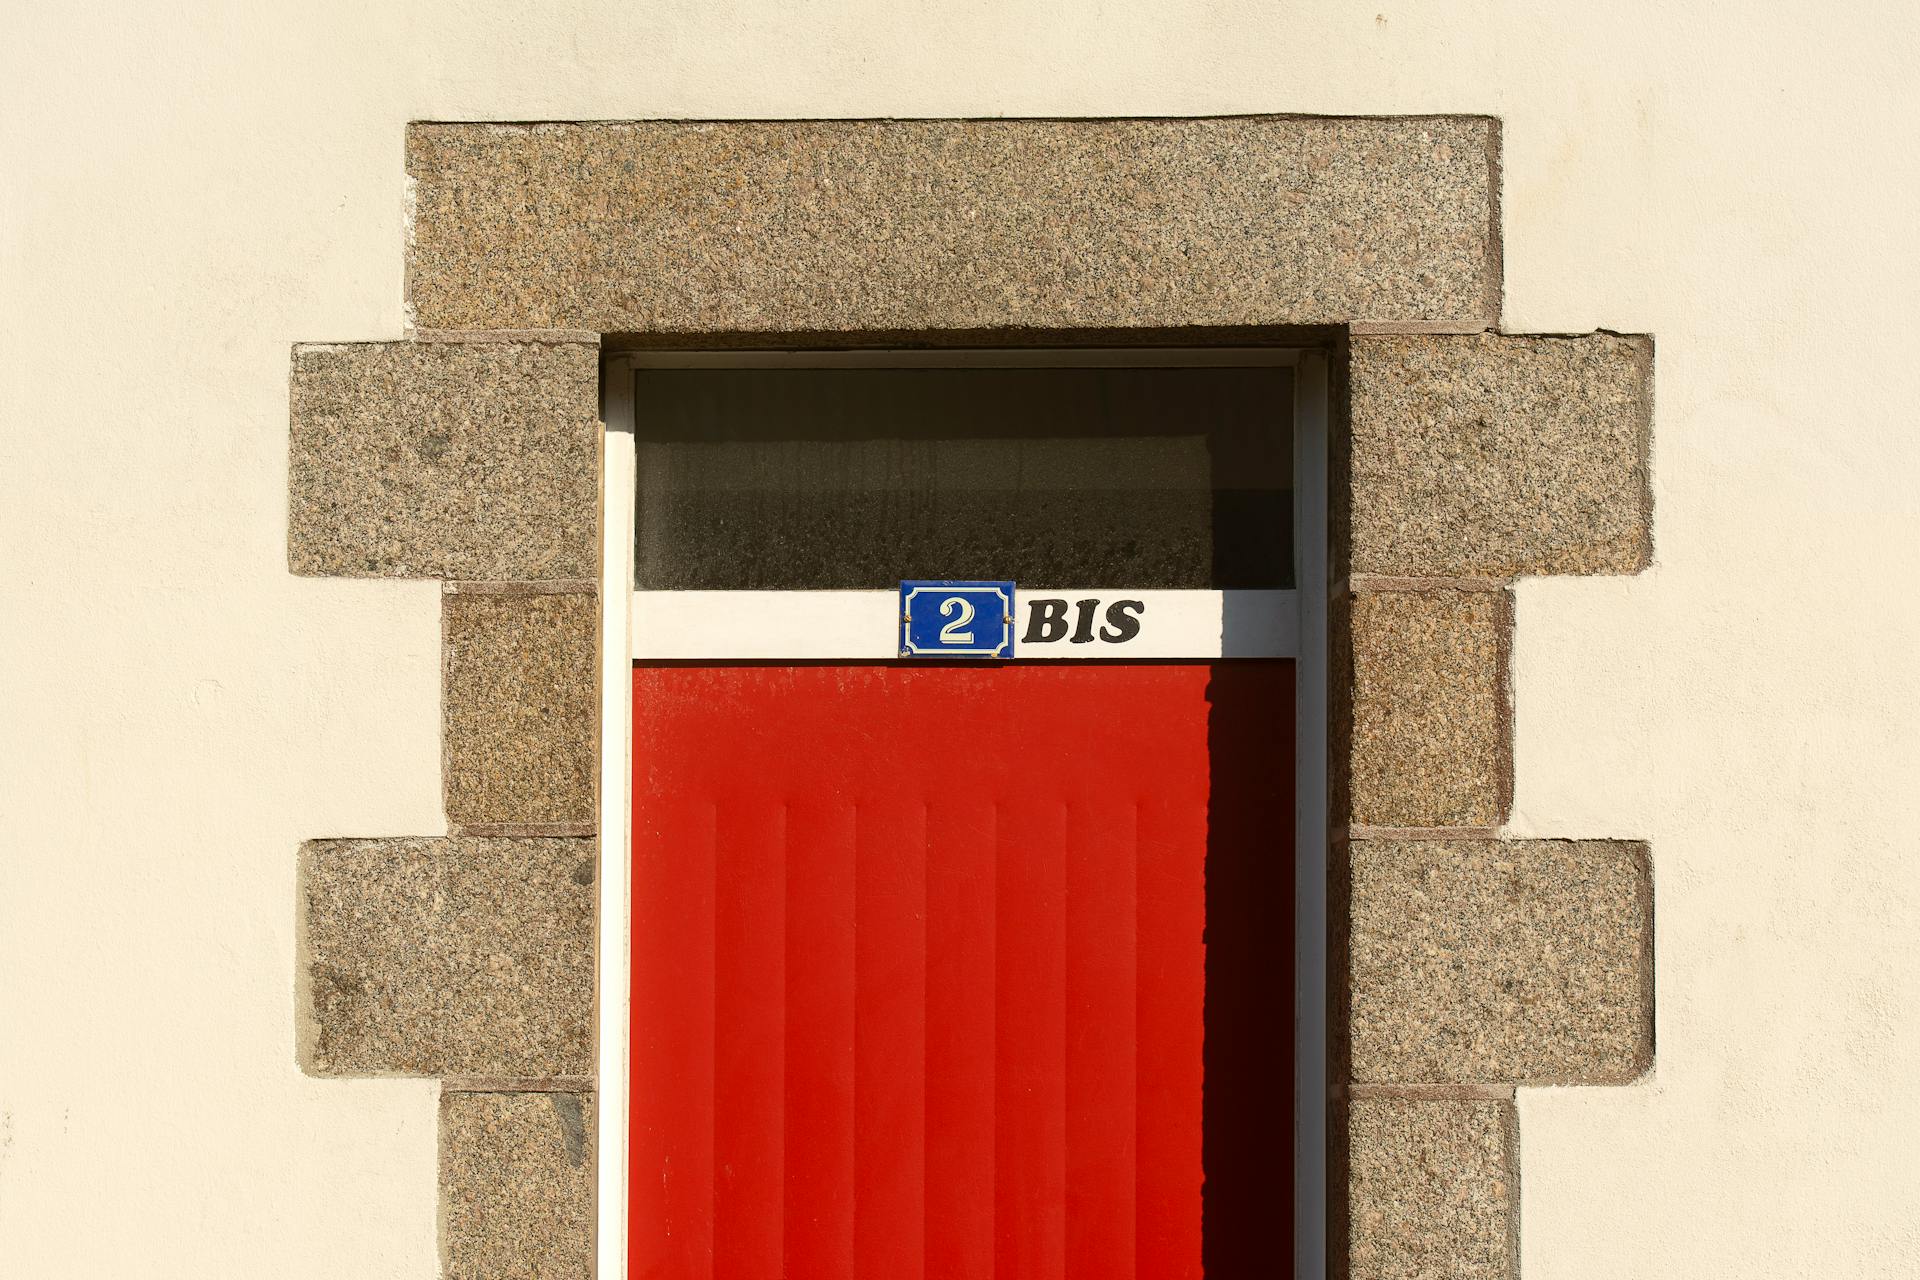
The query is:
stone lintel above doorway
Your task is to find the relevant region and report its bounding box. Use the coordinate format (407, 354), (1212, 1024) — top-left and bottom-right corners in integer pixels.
(404, 117), (1501, 335)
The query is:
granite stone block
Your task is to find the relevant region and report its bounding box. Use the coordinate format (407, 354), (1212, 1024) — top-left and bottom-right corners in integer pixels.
(405, 117), (1499, 333)
(442, 1091), (594, 1280)
(1348, 1098), (1516, 1280)
(444, 589), (597, 828)
(1349, 332), (1653, 577)
(1350, 840), (1653, 1084)
(1347, 588), (1510, 828)
(288, 340), (598, 580)
(300, 837), (594, 1076)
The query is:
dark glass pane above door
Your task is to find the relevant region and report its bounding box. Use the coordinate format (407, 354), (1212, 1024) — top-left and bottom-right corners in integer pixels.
(633, 362), (1294, 590)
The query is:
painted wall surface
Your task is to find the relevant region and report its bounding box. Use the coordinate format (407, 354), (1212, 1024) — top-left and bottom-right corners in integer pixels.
(3, 1), (1916, 1275)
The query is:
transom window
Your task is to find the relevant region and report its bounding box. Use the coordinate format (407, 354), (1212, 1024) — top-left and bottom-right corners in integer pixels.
(632, 357), (1295, 592)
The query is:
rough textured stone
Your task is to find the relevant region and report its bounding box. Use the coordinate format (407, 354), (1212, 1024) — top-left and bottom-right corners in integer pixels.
(1349, 332), (1654, 577)
(444, 589), (597, 827)
(300, 837), (594, 1076)
(1348, 588), (1509, 828)
(442, 1091), (594, 1280)
(288, 340), (599, 580)
(405, 118), (1499, 333)
(1350, 840), (1653, 1084)
(1348, 1099), (1516, 1280)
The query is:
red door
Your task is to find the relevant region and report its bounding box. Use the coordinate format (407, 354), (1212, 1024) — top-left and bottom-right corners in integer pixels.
(631, 662), (1293, 1279)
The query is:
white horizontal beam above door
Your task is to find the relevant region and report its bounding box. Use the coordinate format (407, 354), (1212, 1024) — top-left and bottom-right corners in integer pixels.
(631, 590), (1298, 661)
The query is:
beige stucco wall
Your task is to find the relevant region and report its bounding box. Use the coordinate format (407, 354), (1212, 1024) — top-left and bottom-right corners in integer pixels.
(3, 1), (1916, 1275)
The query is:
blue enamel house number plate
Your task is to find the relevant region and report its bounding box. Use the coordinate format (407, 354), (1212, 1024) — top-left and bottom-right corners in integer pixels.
(900, 581), (1016, 658)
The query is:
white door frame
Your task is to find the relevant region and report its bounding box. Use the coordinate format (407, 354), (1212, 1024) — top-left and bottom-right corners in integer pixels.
(597, 346), (1329, 1279)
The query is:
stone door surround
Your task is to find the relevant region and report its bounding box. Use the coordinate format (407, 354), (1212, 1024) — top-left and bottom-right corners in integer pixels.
(288, 117), (1653, 1279)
